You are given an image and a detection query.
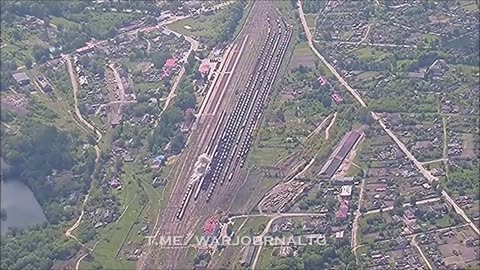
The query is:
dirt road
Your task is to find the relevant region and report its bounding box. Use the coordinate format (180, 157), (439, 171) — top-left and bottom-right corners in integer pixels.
(325, 111), (337, 140)
(64, 55), (104, 269)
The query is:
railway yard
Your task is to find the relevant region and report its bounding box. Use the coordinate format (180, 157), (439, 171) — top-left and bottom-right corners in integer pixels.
(138, 2), (293, 269)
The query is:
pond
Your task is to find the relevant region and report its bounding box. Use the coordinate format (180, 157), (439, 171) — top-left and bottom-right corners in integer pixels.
(1, 179), (47, 234)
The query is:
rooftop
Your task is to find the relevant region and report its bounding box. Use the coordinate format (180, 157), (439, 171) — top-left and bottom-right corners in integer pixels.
(12, 72), (30, 83)
(198, 63), (210, 74)
(164, 58), (177, 69)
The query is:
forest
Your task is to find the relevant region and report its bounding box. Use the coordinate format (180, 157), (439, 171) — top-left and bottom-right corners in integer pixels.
(0, 224), (81, 270)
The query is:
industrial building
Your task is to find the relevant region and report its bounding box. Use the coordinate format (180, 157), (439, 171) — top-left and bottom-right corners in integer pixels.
(319, 131), (361, 179)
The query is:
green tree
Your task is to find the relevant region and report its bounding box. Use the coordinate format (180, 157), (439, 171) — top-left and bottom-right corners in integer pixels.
(24, 58), (33, 69)
(152, 52), (171, 69)
(32, 45), (49, 62)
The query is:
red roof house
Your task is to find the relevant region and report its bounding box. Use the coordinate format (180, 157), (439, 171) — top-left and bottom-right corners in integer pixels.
(335, 199), (350, 220)
(198, 63), (210, 76)
(163, 58), (177, 76)
(202, 217), (219, 236)
(318, 76), (329, 86)
(331, 91), (344, 104)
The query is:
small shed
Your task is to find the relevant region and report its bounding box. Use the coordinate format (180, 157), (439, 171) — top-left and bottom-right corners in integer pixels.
(152, 155), (166, 167)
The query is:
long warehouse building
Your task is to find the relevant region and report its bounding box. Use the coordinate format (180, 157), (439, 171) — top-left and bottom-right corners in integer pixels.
(319, 130), (362, 179)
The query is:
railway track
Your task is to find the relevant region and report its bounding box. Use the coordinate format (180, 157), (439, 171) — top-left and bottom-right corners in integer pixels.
(141, 2), (292, 269)
(180, 17), (293, 208)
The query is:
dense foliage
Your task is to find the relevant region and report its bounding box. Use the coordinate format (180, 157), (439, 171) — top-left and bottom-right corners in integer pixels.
(215, 2), (245, 45)
(1, 122), (90, 224)
(0, 225), (80, 270)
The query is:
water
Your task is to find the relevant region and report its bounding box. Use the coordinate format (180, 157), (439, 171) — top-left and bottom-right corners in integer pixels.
(1, 180), (47, 234)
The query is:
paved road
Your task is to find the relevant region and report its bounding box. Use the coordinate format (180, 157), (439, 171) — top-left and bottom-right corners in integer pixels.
(65, 194), (89, 242)
(366, 197), (441, 215)
(65, 56), (103, 142)
(421, 158), (448, 165)
(298, 0), (479, 236)
(306, 113), (333, 140)
(107, 63), (126, 103)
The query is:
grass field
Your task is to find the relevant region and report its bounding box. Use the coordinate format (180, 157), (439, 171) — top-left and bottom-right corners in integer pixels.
(1, 26), (49, 65)
(273, 0), (295, 19)
(167, 6), (234, 41)
(126, 174), (164, 245)
(357, 245), (369, 256)
(232, 0), (254, 39)
(50, 16), (80, 30)
(422, 33), (440, 45)
(293, 42), (314, 57)
(352, 47), (390, 60)
(236, 217), (270, 237)
(304, 14), (317, 30)
(133, 82), (167, 95)
(256, 246), (274, 269)
(248, 146), (288, 167)
(461, 1), (479, 12)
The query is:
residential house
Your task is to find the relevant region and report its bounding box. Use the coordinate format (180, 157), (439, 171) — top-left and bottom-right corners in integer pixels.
(331, 91), (344, 104)
(163, 58), (177, 76)
(335, 199), (350, 220)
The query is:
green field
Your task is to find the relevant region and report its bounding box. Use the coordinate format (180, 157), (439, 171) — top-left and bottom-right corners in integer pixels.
(167, 7), (234, 40)
(248, 146), (288, 167)
(293, 42), (314, 57)
(461, 1), (480, 12)
(273, 0), (295, 19)
(232, 0), (254, 39)
(1, 26), (50, 64)
(304, 14), (317, 30)
(255, 246), (274, 270)
(352, 47), (390, 60)
(85, 165), (142, 269)
(50, 16), (80, 30)
(236, 217), (270, 237)
(422, 33), (440, 45)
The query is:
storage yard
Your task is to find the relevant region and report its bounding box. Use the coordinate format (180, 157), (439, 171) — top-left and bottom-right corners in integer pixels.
(138, 2), (293, 269)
